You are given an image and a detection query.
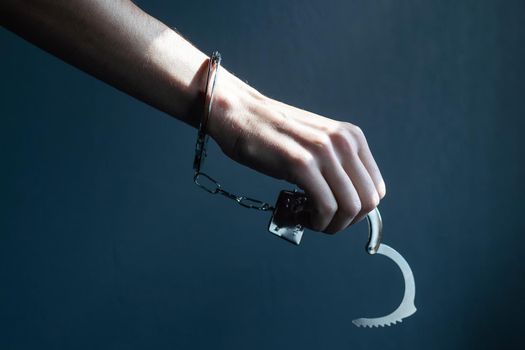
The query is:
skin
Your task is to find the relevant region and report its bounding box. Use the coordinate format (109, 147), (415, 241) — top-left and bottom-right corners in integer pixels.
(1, 0), (386, 234)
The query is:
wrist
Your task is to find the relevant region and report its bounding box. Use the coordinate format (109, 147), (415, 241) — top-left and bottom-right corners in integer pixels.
(206, 68), (268, 155)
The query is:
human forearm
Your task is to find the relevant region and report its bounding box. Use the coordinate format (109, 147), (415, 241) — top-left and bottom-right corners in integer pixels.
(0, 0), (212, 126)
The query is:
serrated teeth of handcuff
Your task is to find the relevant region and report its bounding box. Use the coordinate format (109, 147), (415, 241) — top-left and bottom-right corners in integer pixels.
(353, 319), (403, 328)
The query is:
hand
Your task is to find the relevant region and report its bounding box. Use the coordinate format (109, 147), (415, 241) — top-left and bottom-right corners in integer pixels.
(207, 70), (386, 234)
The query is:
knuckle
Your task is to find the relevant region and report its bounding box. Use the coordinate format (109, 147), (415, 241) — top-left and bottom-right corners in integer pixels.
(309, 200), (337, 232)
(309, 133), (333, 156)
(339, 199), (361, 219)
(349, 124), (366, 143)
(311, 221), (327, 232)
(329, 125), (352, 146)
(328, 124), (347, 139)
(284, 150), (315, 184)
(288, 151), (315, 171)
(360, 192), (380, 213)
(330, 124), (360, 154)
(318, 199), (338, 218)
(351, 124), (364, 137)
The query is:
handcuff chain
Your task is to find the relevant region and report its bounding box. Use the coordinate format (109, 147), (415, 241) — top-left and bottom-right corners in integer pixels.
(194, 172), (274, 211)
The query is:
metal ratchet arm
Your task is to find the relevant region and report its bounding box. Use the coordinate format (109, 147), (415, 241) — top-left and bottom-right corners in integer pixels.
(352, 208), (417, 327)
(365, 207), (383, 255)
(267, 193), (417, 328)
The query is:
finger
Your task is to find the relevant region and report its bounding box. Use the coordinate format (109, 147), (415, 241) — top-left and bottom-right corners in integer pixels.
(342, 152), (380, 226)
(358, 139), (386, 199)
(321, 161), (361, 234)
(292, 158), (338, 232)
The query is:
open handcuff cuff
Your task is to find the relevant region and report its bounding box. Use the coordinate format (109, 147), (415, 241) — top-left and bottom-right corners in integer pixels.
(193, 52), (417, 328)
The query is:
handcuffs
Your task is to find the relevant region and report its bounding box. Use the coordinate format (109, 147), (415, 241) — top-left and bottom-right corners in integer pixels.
(192, 52), (417, 328)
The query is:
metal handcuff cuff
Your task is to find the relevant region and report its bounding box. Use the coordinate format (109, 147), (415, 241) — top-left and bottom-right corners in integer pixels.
(193, 52), (417, 328)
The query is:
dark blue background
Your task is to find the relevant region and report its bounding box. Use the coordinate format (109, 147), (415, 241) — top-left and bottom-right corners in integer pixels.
(1, 0), (524, 349)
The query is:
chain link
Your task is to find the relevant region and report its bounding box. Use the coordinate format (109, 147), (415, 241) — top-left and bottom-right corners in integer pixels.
(194, 172), (275, 211)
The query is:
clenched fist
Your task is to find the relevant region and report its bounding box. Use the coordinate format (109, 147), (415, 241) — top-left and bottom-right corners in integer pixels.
(207, 69), (386, 234)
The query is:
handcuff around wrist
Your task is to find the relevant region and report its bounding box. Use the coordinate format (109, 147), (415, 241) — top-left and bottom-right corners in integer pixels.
(193, 51), (275, 212)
